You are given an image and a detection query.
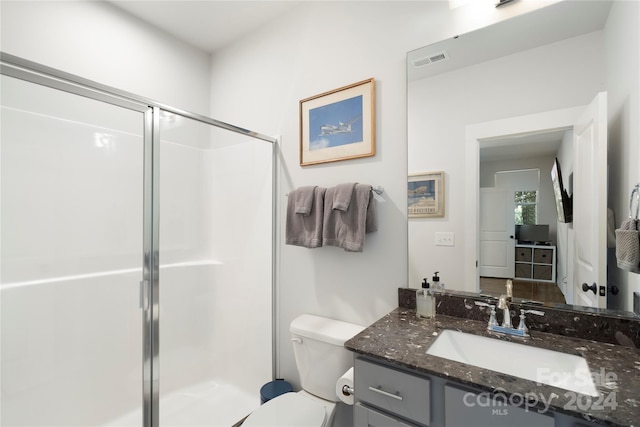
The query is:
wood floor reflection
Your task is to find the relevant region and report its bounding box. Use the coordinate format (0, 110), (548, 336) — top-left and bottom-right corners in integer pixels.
(480, 277), (566, 304)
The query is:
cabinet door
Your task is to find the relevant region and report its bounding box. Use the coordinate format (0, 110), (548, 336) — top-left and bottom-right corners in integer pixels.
(533, 264), (553, 280)
(533, 248), (553, 264)
(515, 263), (533, 279)
(355, 358), (430, 425)
(354, 402), (419, 427)
(515, 247), (532, 262)
(444, 385), (554, 427)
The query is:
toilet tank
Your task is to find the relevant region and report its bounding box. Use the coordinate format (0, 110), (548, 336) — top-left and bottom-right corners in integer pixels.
(290, 314), (365, 402)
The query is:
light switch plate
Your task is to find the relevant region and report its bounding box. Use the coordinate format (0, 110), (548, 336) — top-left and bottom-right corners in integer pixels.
(435, 232), (455, 246)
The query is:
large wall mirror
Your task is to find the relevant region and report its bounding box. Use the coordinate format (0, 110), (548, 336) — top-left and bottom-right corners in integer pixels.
(407, 0), (639, 315)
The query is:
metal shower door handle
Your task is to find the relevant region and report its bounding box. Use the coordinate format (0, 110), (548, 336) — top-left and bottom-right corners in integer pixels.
(139, 280), (150, 310)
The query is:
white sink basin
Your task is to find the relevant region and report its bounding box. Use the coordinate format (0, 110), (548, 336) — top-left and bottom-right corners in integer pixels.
(426, 329), (598, 396)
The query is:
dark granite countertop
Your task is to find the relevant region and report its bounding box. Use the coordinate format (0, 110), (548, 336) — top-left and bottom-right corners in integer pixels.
(345, 308), (640, 427)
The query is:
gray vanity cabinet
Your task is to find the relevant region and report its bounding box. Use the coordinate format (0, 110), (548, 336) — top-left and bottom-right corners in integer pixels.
(352, 356), (588, 427)
(354, 403), (419, 427)
(354, 357), (430, 426)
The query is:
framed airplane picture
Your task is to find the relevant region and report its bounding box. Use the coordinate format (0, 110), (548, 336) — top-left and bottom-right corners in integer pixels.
(408, 171), (445, 218)
(299, 78), (375, 166)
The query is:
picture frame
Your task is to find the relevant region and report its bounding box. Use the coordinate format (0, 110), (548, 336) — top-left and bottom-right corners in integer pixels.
(408, 171), (445, 218)
(299, 78), (375, 166)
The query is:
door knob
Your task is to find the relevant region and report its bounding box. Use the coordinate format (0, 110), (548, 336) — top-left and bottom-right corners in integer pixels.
(582, 282), (597, 294)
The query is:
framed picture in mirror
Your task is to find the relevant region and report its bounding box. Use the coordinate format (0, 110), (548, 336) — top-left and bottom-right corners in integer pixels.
(408, 171), (444, 218)
(299, 78), (375, 166)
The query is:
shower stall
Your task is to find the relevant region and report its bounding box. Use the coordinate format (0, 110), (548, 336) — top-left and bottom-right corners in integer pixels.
(0, 53), (276, 427)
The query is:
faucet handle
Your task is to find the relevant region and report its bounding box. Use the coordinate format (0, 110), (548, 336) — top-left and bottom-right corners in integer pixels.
(518, 309), (545, 335)
(474, 301), (497, 330)
(474, 301), (494, 308)
(521, 309), (545, 317)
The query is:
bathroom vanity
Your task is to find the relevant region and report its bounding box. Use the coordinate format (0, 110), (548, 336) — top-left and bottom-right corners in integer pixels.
(353, 355), (555, 427)
(345, 301), (640, 427)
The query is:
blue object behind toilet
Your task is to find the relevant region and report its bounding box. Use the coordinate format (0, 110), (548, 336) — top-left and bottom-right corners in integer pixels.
(260, 379), (292, 404)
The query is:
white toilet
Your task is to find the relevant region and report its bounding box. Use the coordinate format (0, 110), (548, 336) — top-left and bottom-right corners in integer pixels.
(242, 314), (365, 427)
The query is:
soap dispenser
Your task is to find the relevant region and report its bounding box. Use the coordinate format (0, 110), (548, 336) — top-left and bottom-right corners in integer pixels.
(432, 271), (444, 290)
(416, 278), (435, 319)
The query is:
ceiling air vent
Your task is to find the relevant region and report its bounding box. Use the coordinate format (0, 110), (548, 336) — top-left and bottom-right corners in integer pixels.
(412, 51), (448, 68)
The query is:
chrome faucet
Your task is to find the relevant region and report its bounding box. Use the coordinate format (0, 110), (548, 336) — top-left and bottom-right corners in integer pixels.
(498, 279), (514, 328)
(474, 299), (544, 338)
(498, 295), (512, 328)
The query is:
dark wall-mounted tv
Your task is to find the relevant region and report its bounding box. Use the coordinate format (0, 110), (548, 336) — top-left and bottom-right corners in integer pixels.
(516, 224), (550, 244)
(551, 157), (572, 223)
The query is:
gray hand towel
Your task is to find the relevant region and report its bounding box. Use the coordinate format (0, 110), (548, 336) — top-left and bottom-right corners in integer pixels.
(294, 185), (318, 216)
(615, 218), (640, 273)
(286, 186), (326, 248)
(323, 183), (377, 252)
(332, 182), (356, 211)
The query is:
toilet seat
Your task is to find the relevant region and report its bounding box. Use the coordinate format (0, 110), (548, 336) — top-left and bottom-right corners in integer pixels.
(242, 392), (327, 427)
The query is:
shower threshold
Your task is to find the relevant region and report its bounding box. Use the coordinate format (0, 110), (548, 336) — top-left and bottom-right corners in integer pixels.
(105, 380), (258, 427)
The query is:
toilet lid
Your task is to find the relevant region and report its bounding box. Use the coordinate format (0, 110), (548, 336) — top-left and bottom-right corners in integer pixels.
(242, 392), (327, 427)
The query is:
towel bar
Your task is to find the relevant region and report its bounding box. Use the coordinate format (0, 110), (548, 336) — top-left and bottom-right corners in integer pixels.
(285, 185), (384, 196)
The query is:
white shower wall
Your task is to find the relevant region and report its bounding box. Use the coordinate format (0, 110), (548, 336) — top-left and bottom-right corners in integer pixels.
(1, 75), (273, 425)
(159, 123), (274, 400)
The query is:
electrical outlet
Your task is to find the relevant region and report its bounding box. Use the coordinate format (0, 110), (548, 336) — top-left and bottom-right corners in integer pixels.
(435, 232), (455, 246)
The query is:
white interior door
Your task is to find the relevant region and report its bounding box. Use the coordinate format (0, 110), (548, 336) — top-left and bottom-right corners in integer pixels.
(573, 92), (607, 308)
(479, 188), (515, 278)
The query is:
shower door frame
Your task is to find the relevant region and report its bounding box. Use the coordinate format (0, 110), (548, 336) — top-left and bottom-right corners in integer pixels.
(1, 52), (277, 427)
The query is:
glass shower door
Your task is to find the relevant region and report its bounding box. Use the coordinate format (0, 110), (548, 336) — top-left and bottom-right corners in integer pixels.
(157, 113), (273, 426)
(0, 74), (146, 426)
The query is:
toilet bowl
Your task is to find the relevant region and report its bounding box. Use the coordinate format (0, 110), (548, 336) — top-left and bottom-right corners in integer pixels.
(241, 314), (364, 427)
(241, 391), (335, 427)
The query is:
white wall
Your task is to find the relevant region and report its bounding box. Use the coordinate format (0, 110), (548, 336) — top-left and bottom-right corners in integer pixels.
(408, 30), (605, 293)
(206, 2), (563, 425)
(605, 0), (640, 312)
(207, 3), (419, 406)
(0, 0), (211, 114)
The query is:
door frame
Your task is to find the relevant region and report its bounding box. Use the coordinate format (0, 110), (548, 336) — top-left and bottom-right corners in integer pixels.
(464, 106), (584, 294)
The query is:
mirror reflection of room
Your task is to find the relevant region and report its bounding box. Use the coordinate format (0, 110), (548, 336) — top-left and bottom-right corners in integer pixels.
(407, 0), (636, 312)
(479, 141), (570, 304)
